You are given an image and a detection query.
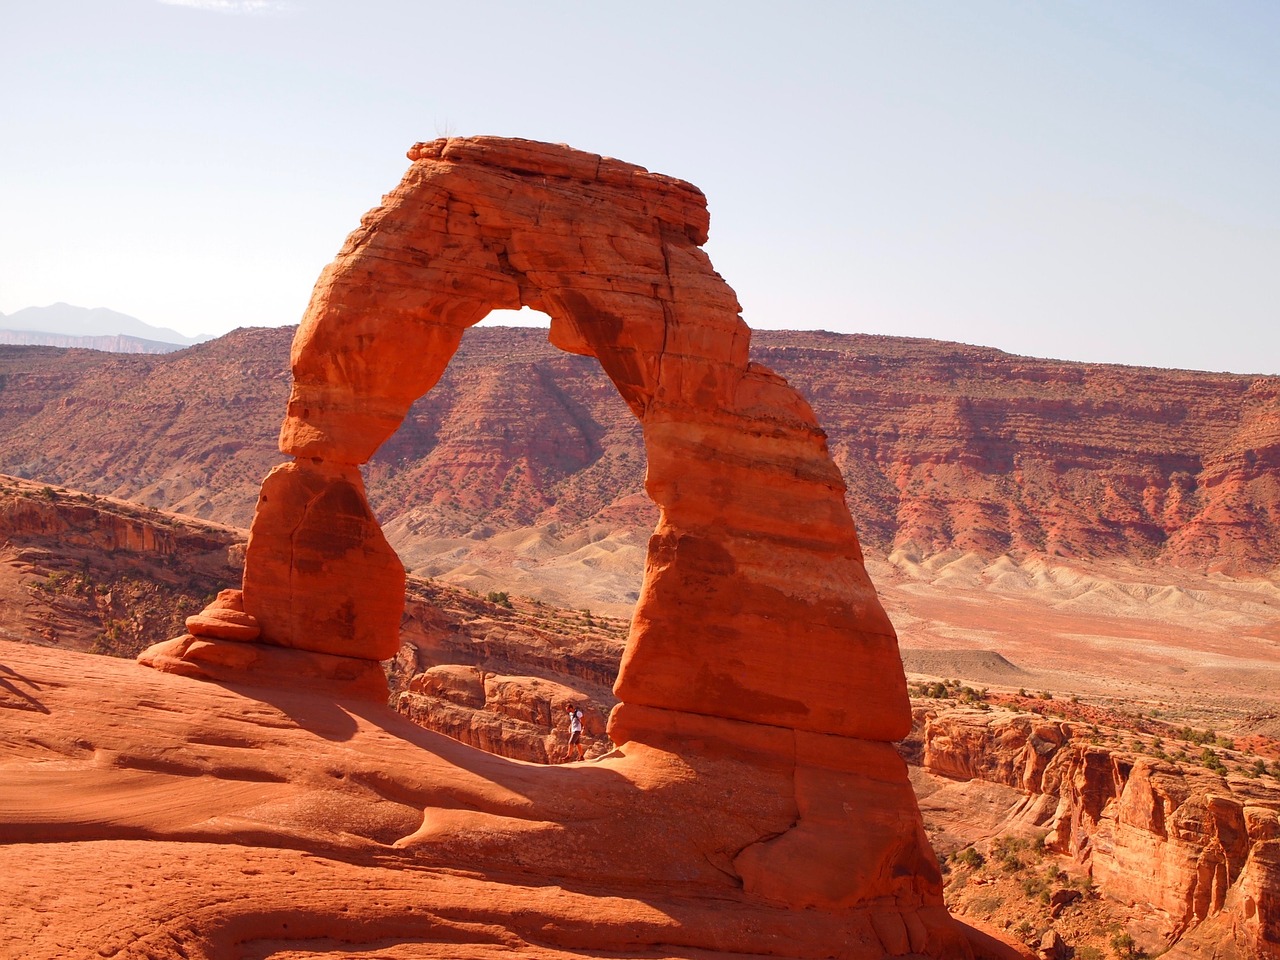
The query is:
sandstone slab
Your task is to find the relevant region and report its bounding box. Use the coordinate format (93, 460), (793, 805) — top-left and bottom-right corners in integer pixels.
(4, 641), (1026, 959)
(184, 587), (260, 642)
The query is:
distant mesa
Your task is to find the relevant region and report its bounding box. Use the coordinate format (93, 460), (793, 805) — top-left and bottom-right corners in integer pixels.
(0, 303), (212, 354)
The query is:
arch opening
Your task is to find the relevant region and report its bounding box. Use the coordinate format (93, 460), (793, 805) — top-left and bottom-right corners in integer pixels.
(366, 314), (650, 620)
(477, 305), (551, 328)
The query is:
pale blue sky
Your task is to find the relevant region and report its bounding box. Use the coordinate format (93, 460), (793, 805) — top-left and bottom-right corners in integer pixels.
(3, 1), (1277, 373)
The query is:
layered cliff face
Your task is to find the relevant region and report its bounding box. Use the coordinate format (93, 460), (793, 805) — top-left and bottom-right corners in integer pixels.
(0, 474), (243, 653)
(2, 328), (1276, 605)
(917, 707), (1280, 957)
(759, 333), (1280, 575)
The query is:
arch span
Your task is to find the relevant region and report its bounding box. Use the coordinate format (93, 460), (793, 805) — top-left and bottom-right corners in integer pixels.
(238, 136), (909, 743)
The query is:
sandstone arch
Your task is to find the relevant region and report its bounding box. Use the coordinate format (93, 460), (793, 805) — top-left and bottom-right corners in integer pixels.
(133, 138), (998, 948)
(238, 136), (909, 743)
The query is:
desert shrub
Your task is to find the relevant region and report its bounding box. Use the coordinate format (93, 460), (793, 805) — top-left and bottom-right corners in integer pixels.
(1200, 748), (1227, 774)
(486, 590), (512, 608)
(954, 846), (985, 869)
(1111, 932), (1136, 958)
(967, 894), (1003, 916)
(1070, 873), (1097, 895)
(992, 836), (1030, 872)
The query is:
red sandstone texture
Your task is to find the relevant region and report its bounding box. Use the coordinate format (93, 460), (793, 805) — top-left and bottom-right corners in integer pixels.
(129, 136), (993, 956)
(4, 473), (1276, 955)
(184, 587), (259, 641)
(1, 639), (1021, 959)
(191, 136), (911, 739)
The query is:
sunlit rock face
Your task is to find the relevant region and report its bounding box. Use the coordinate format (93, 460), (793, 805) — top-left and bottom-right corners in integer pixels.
(130, 136), (1006, 955)
(257, 136), (908, 739)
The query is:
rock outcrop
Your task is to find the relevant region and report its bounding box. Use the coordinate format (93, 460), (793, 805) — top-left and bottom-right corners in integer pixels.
(396, 664), (610, 764)
(5, 639), (1036, 959)
(234, 135), (906, 738)
(135, 136), (993, 954)
(917, 708), (1280, 957)
(0, 474), (243, 653)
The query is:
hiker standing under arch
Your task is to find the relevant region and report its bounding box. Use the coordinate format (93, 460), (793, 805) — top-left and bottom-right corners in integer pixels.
(564, 703), (585, 762)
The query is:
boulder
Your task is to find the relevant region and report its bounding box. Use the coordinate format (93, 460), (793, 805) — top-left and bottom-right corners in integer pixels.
(184, 588), (260, 642)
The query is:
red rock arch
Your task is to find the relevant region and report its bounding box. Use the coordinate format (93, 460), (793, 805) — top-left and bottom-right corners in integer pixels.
(239, 136), (908, 744)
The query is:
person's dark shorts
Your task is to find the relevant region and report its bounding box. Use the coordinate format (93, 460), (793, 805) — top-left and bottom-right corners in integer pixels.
(568, 731), (581, 746)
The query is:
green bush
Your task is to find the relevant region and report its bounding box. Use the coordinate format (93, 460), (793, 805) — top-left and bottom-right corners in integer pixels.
(1200, 747), (1227, 774)
(1111, 931), (1136, 958)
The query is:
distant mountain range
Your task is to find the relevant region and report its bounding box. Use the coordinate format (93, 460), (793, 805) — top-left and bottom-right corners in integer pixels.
(0, 303), (212, 354)
(1, 324), (1276, 618)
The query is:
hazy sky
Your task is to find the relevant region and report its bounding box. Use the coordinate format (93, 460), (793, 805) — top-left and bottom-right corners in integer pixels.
(3, 1), (1278, 373)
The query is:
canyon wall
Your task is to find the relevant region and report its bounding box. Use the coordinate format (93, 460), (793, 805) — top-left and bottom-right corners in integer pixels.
(919, 708), (1280, 957)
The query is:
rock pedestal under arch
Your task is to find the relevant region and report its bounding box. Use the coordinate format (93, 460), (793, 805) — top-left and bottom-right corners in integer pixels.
(139, 137), (987, 952)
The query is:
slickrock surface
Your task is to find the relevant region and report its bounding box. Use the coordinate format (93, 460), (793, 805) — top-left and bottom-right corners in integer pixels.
(3, 475), (1275, 955)
(0, 639), (1018, 960)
